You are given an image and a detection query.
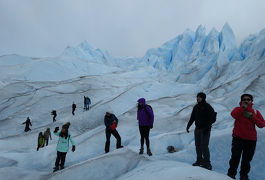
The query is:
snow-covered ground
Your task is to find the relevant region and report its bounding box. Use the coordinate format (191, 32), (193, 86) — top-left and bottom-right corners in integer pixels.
(0, 24), (265, 180)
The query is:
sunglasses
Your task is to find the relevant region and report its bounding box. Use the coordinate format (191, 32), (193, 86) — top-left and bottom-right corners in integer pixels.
(242, 98), (251, 102)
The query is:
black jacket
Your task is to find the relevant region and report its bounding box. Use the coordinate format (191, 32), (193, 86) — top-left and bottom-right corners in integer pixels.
(104, 114), (118, 129)
(187, 101), (215, 129)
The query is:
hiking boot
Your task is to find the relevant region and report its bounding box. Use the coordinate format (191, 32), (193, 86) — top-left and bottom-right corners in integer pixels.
(117, 145), (124, 149)
(60, 166), (64, 170)
(139, 147), (144, 155)
(227, 173), (236, 179)
(53, 166), (59, 172)
(147, 148), (152, 156)
(240, 175), (249, 180)
(201, 163), (212, 170)
(192, 161), (201, 166)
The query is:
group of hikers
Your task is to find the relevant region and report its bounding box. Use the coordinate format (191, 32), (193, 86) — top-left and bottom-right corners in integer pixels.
(186, 93), (265, 180)
(20, 92), (265, 179)
(22, 97), (91, 130)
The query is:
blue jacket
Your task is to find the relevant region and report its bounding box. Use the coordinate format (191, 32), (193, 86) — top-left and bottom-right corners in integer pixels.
(137, 98), (154, 126)
(54, 131), (75, 152)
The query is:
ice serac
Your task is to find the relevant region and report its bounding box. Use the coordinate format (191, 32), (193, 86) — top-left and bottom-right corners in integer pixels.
(62, 41), (111, 64)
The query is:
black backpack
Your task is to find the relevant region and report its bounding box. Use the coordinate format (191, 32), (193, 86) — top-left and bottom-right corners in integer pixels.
(211, 112), (217, 124)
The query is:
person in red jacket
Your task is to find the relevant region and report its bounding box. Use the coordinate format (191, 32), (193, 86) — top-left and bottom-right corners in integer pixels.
(227, 94), (265, 180)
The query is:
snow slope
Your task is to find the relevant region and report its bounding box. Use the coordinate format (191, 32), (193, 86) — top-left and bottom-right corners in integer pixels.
(0, 24), (265, 180)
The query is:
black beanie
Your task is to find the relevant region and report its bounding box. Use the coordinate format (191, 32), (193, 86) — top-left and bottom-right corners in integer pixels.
(241, 94), (253, 102)
(197, 92), (206, 100)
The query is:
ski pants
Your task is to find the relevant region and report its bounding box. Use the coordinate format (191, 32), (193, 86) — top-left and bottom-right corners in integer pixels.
(55, 151), (67, 168)
(139, 126), (151, 149)
(105, 128), (121, 153)
(227, 136), (256, 177)
(194, 127), (211, 165)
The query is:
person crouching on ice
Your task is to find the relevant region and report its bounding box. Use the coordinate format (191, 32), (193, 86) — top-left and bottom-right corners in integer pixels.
(104, 111), (123, 153)
(53, 122), (75, 172)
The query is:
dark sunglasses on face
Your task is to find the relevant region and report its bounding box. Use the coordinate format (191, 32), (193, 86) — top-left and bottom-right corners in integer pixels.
(243, 98), (251, 102)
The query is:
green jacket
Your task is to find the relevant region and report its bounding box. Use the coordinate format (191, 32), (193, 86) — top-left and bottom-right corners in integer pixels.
(54, 132), (75, 152)
(38, 137), (45, 147)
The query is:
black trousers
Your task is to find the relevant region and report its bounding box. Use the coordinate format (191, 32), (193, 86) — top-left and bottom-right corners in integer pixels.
(194, 127), (211, 164)
(228, 137), (256, 177)
(105, 128), (121, 153)
(53, 115), (57, 122)
(139, 126), (151, 149)
(55, 151), (67, 168)
(72, 108), (75, 115)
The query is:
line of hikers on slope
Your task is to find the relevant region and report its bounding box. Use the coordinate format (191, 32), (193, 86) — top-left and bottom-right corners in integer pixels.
(103, 93), (265, 180)
(22, 97), (91, 131)
(22, 93), (265, 179)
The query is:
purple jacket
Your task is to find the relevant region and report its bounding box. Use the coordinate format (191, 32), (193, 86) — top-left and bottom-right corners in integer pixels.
(137, 98), (154, 126)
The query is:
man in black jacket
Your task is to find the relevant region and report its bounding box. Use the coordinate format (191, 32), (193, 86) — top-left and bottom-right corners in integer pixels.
(104, 111), (123, 153)
(186, 92), (216, 170)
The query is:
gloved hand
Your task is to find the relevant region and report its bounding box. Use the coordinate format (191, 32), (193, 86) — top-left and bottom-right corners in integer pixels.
(242, 111), (253, 119)
(72, 145), (75, 152)
(242, 101), (248, 109)
(54, 127), (59, 133)
(150, 125), (153, 129)
(186, 127), (189, 133)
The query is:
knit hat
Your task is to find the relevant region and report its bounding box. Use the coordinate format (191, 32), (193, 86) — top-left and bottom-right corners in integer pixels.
(197, 92), (206, 100)
(241, 94), (253, 102)
(62, 122), (71, 130)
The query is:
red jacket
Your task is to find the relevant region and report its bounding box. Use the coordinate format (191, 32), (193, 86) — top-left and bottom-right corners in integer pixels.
(231, 102), (265, 140)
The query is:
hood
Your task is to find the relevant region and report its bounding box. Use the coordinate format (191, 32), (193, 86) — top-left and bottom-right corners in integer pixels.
(137, 98), (146, 106)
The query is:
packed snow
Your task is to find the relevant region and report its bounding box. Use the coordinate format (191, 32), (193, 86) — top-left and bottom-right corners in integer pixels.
(0, 24), (265, 180)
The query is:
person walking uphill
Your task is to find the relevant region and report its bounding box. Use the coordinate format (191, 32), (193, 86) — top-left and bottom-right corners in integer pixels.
(53, 122), (75, 172)
(137, 98), (154, 156)
(104, 111), (123, 153)
(72, 102), (76, 115)
(37, 132), (45, 151)
(22, 117), (32, 132)
(44, 128), (52, 146)
(227, 94), (265, 180)
(51, 110), (57, 122)
(186, 92), (216, 170)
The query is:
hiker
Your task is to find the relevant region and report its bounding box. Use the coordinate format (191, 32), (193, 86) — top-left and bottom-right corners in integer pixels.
(22, 117), (32, 132)
(137, 98), (154, 156)
(51, 110), (57, 122)
(72, 102), (76, 115)
(53, 122), (75, 172)
(227, 94), (265, 180)
(104, 110), (123, 153)
(186, 92), (216, 170)
(85, 97), (91, 110)
(37, 132), (45, 151)
(44, 128), (52, 146)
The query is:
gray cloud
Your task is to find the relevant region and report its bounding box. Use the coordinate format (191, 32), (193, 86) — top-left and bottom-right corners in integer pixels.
(0, 0), (265, 58)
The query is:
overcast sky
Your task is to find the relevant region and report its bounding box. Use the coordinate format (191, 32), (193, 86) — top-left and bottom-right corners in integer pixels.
(0, 0), (265, 58)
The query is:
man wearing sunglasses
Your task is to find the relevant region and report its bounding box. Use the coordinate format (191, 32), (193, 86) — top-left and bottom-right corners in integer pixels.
(227, 94), (265, 180)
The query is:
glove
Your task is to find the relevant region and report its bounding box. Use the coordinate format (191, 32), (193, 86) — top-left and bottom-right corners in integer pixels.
(72, 145), (75, 152)
(54, 127), (59, 133)
(150, 125), (153, 129)
(242, 111), (253, 119)
(242, 101), (248, 109)
(186, 127), (189, 133)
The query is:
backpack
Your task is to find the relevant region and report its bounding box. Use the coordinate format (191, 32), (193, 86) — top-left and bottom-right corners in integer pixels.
(39, 137), (45, 147)
(211, 111), (217, 124)
(144, 104), (153, 120)
(110, 122), (117, 130)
